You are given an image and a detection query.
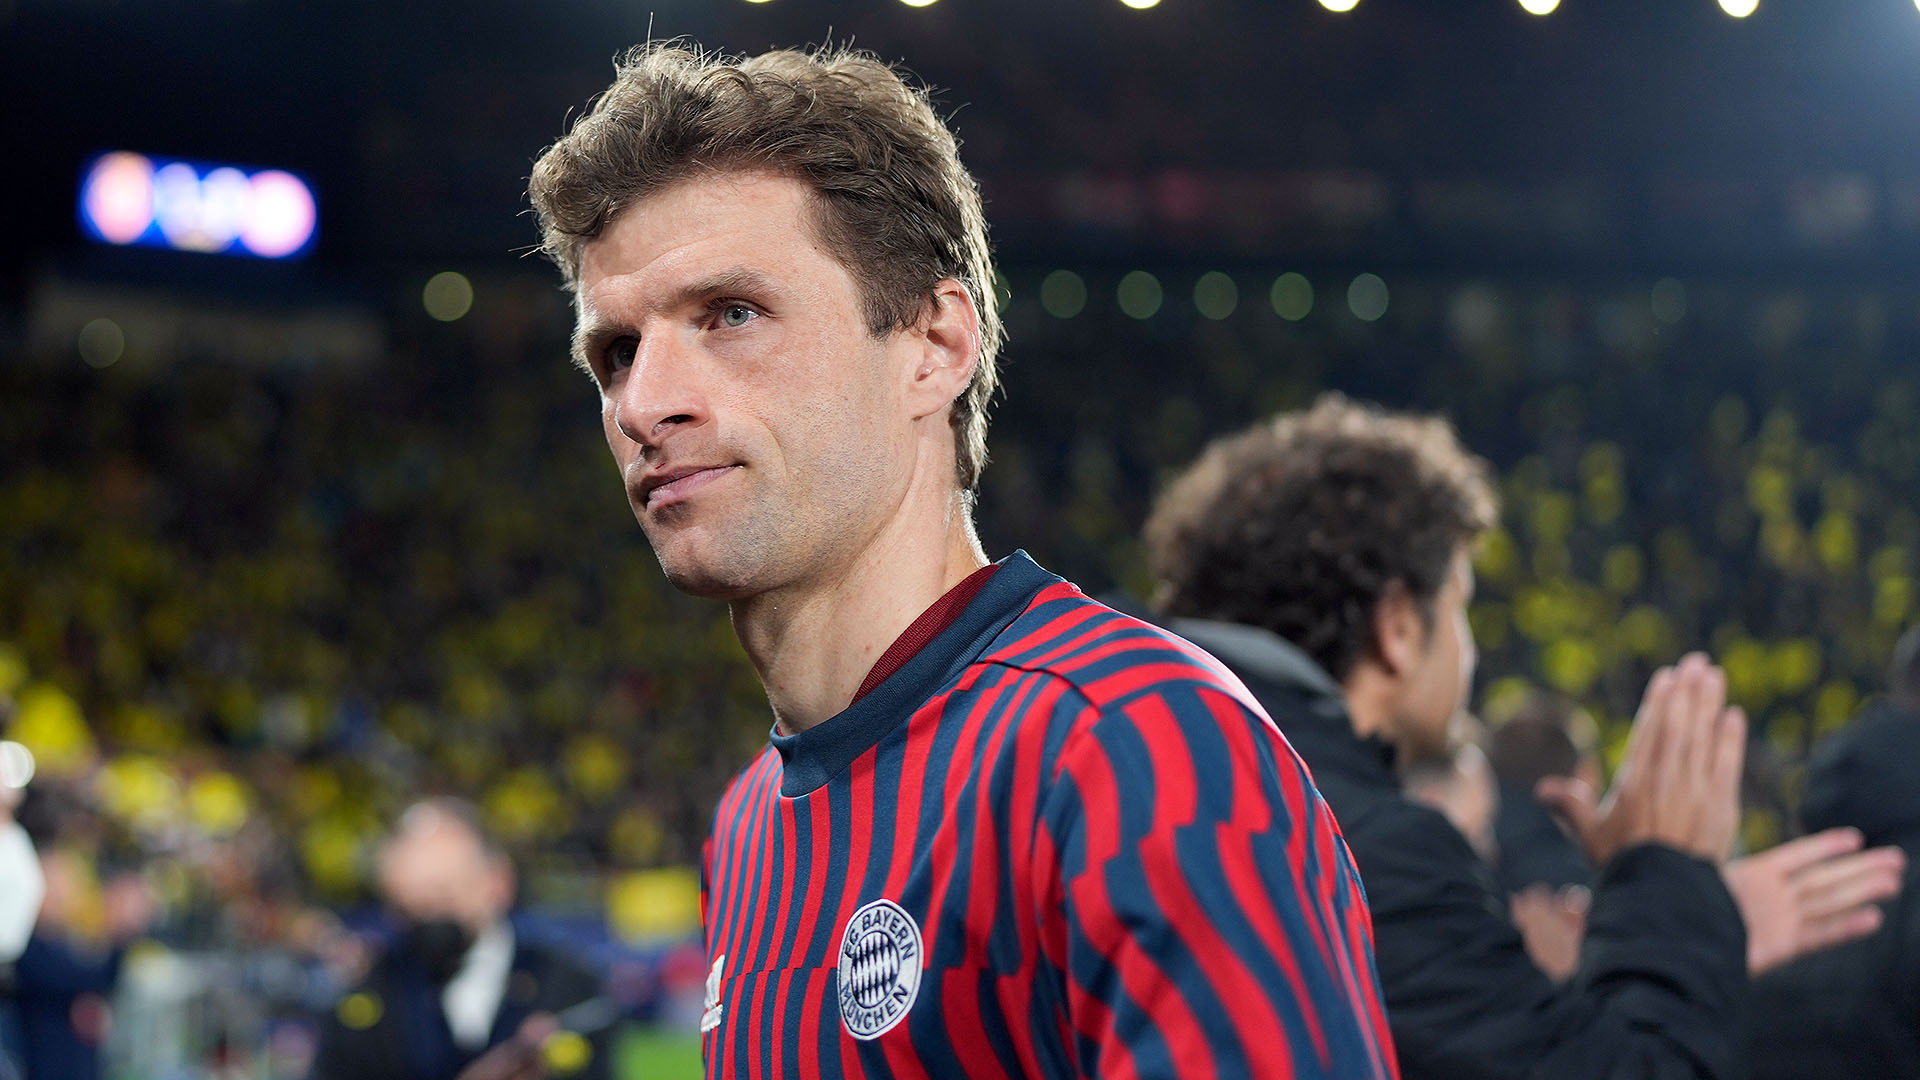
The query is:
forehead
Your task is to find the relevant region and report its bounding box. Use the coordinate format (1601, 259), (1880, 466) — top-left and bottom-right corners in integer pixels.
(576, 171), (835, 308)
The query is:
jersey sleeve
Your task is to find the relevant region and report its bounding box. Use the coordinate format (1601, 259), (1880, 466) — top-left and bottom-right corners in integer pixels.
(1030, 680), (1399, 1079)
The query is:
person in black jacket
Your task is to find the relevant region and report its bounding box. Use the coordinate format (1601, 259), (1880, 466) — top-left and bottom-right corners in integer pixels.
(1143, 394), (1898, 1080)
(1749, 626), (1920, 1079)
(312, 799), (611, 1080)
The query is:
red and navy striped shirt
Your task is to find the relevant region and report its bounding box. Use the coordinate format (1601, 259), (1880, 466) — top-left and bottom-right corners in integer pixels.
(699, 551), (1399, 1078)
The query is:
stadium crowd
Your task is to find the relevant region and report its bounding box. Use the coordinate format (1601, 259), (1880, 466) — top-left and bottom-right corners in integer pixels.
(3, 259), (1919, 1075)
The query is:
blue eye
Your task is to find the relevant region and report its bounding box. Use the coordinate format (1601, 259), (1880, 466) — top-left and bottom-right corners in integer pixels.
(718, 305), (757, 329)
(606, 338), (638, 371)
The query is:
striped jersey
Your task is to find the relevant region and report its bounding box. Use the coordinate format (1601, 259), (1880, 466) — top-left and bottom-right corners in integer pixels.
(699, 551), (1399, 1078)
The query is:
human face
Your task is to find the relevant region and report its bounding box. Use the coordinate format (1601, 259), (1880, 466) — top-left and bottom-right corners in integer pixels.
(1392, 548), (1479, 761)
(575, 172), (917, 600)
(378, 816), (510, 935)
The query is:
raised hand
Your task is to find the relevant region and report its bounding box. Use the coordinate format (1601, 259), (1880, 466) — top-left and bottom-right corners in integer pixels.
(1536, 653), (1747, 868)
(1725, 826), (1906, 975)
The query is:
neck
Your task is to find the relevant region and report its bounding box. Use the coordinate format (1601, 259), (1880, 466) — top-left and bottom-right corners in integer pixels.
(1342, 663), (1398, 744)
(731, 490), (987, 734)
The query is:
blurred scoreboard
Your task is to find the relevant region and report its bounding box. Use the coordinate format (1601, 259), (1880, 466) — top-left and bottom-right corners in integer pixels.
(78, 151), (317, 260)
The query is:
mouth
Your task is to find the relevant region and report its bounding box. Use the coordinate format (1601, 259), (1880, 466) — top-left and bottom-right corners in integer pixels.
(639, 464), (740, 510)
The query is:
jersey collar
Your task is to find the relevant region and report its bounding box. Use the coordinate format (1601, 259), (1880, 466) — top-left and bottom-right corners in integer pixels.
(768, 550), (1057, 797)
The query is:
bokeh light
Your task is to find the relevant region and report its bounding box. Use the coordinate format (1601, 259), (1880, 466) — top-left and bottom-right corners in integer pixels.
(78, 317), (125, 369)
(1518, 0), (1559, 13)
(1348, 273), (1390, 322)
(240, 170), (317, 257)
(1719, 0), (1757, 16)
(80, 152), (155, 244)
(1271, 273), (1314, 321)
(423, 271), (475, 322)
(1120, 0), (1162, 8)
(1039, 269), (1087, 318)
(1194, 272), (1238, 320)
(0, 742), (34, 789)
(1117, 271), (1164, 319)
(1651, 278), (1688, 324)
(1318, 0), (1360, 11)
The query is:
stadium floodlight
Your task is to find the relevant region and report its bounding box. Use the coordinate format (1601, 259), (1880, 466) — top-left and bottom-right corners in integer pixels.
(1719, 0), (1757, 15)
(899, 0), (938, 6)
(1318, 0), (1360, 11)
(1120, 0), (1163, 9)
(79, 151), (316, 259)
(1518, 0), (1559, 13)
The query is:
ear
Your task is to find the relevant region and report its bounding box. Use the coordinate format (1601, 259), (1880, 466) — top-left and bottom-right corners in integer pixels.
(1373, 581), (1425, 677)
(903, 278), (981, 421)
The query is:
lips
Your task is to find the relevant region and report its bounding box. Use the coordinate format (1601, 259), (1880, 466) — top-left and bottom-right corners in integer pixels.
(639, 464), (739, 509)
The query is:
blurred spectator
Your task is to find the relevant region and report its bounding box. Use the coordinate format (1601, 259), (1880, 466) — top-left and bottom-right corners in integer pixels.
(1748, 626), (1920, 1078)
(8, 848), (154, 1080)
(1146, 394), (1894, 1080)
(312, 799), (609, 1080)
(1484, 692), (1600, 895)
(0, 786), (43, 1080)
(0, 788), (42, 963)
(1401, 716), (1499, 863)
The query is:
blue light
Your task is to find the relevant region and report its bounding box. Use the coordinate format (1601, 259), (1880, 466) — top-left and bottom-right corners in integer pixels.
(78, 152), (317, 259)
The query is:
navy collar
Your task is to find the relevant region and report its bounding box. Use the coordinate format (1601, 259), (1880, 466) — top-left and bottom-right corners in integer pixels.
(768, 550), (1057, 797)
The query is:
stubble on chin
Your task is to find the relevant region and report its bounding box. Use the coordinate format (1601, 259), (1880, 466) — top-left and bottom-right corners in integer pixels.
(637, 503), (783, 602)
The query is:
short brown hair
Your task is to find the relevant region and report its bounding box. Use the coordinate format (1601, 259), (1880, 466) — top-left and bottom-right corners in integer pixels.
(1485, 692), (1596, 792)
(528, 43), (1003, 491)
(1146, 394), (1498, 682)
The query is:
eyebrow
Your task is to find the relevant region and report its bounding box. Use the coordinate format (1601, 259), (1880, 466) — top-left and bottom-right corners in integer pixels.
(571, 266), (781, 375)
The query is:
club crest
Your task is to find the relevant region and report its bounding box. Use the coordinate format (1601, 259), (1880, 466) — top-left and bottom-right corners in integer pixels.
(836, 898), (922, 1040)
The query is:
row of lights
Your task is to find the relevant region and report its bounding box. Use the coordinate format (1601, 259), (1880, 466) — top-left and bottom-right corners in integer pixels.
(739, 0), (1823, 14)
(1034, 270), (1392, 324)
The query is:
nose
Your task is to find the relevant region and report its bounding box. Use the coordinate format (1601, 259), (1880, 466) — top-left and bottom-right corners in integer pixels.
(611, 330), (710, 449)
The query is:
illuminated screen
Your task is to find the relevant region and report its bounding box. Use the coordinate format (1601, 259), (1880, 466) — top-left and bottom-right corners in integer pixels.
(78, 151), (317, 259)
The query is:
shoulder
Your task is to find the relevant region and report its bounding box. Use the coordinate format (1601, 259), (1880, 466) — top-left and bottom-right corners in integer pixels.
(1342, 797), (1505, 920)
(710, 747), (782, 825)
(983, 583), (1265, 720)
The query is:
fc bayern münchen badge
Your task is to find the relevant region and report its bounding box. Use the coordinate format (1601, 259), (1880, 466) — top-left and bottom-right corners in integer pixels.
(836, 898), (923, 1040)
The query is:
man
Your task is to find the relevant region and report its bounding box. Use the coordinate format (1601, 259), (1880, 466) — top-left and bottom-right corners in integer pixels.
(1144, 395), (1900, 1079)
(1483, 692), (1601, 897)
(1399, 718), (1498, 865)
(1748, 626), (1920, 1078)
(313, 800), (608, 1080)
(519, 45), (1397, 1078)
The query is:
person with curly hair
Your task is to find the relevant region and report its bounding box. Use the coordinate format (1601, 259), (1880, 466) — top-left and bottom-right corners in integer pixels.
(1146, 394), (1898, 1080)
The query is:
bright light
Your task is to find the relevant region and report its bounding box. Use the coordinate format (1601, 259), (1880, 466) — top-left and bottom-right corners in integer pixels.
(1518, 0), (1559, 13)
(1121, 0), (1162, 8)
(79, 152), (316, 259)
(424, 272), (475, 322)
(0, 742), (33, 789)
(1719, 0), (1757, 16)
(80, 153), (155, 244)
(1318, 0), (1360, 11)
(899, 0), (938, 6)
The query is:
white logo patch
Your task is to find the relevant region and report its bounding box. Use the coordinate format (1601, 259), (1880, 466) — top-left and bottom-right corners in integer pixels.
(700, 954), (725, 1034)
(836, 898), (922, 1040)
